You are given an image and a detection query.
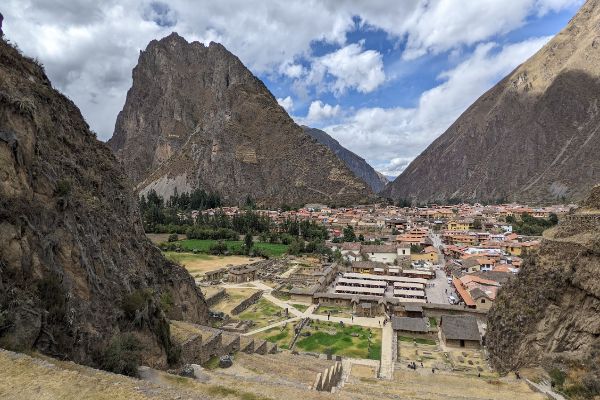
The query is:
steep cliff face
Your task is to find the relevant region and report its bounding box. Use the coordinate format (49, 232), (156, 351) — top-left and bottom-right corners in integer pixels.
(109, 33), (371, 206)
(487, 186), (600, 393)
(302, 126), (388, 193)
(0, 38), (208, 369)
(383, 0), (600, 204)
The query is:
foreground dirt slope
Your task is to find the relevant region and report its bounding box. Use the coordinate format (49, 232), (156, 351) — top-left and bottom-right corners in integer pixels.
(384, 0), (600, 204)
(0, 38), (207, 368)
(0, 350), (545, 400)
(108, 33), (371, 206)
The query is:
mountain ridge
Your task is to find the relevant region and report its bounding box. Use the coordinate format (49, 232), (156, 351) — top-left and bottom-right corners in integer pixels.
(301, 126), (388, 193)
(382, 0), (600, 205)
(109, 33), (372, 206)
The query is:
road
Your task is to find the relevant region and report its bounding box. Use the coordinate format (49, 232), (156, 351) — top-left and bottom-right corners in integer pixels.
(425, 233), (452, 304)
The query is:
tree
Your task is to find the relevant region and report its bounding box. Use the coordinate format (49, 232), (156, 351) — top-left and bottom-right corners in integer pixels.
(410, 244), (424, 253)
(358, 234), (365, 242)
(244, 233), (254, 254)
(343, 225), (356, 242)
(549, 213), (559, 225)
(472, 218), (483, 230)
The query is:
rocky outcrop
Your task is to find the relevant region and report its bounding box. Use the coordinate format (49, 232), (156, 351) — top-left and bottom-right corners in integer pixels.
(302, 126), (388, 193)
(487, 185), (600, 392)
(383, 0), (600, 204)
(108, 33), (371, 206)
(0, 38), (208, 369)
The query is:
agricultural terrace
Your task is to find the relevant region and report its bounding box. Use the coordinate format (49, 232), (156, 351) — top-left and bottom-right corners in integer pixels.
(296, 320), (381, 360)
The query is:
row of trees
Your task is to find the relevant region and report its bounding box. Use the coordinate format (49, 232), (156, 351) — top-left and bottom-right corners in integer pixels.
(507, 212), (558, 236)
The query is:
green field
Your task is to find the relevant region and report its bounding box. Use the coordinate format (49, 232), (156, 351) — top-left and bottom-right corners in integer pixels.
(398, 335), (436, 345)
(176, 239), (289, 257)
(237, 298), (289, 329)
(290, 303), (309, 313)
(296, 320), (381, 360)
(255, 323), (293, 349)
(314, 305), (354, 319)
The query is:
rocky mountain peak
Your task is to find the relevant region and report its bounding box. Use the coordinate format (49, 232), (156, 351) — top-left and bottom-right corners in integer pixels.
(109, 33), (371, 206)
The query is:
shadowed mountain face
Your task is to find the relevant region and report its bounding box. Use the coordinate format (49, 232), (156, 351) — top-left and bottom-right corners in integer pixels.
(0, 38), (207, 369)
(302, 126), (388, 193)
(108, 33), (371, 206)
(383, 0), (600, 205)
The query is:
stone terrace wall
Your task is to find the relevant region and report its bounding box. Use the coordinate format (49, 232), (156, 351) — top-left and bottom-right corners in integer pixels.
(231, 291), (263, 315)
(205, 288), (226, 307)
(312, 361), (343, 392)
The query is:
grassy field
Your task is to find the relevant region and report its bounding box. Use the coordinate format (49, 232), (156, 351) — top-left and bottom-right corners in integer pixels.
(296, 320), (381, 360)
(237, 298), (289, 329)
(164, 252), (253, 276)
(290, 303), (309, 313)
(176, 239), (289, 257)
(314, 305), (354, 319)
(398, 335), (437, 345)
(254, 323), (293, 349)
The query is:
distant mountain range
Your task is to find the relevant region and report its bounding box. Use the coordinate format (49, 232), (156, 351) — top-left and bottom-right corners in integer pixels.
(108, 33), (372, 206)
(302, 126), (388, 193)
(383, 0), (600, 205)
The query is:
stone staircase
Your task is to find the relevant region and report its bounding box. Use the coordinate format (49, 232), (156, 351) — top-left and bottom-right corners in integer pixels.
(170, 320), (277, 365)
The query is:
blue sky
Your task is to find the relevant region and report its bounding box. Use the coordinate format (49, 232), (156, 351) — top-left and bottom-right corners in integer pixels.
(2, 0), (583, 177)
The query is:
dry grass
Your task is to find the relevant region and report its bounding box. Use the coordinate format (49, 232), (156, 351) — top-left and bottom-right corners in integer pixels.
(211, 288), (261, 315)
(165, 252), (254, 275)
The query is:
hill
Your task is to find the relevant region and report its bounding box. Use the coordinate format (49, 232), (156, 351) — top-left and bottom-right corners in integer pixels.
(302, 126), (388, 193)
(0, 37), (207, 370)
(108, 33), (371, 207)
(487, 185), (600, 396)
(383, 0), (600, 204)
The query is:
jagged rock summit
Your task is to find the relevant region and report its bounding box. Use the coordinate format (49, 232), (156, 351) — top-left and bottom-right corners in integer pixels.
(487, 185), (600, 390)
(383, 0), (600, 204)
(109, 33), (371, 206)
(0, 38), (208, 369)
(302, 126), (388, 193)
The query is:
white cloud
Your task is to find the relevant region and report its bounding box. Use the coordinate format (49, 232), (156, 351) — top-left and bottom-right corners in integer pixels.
(305, 100), (341, 123)
(277, 96), (294, 112)
(279, 62), (305, 79)
(323, 36), (552, 176)
(0, 0), (578, 140)
(309, 42), (386, 94)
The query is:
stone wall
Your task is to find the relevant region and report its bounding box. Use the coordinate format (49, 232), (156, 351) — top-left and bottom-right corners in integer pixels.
(312, 361), (343, 392)
(231, 290), (263, 315)
(205, 288), (226, 307)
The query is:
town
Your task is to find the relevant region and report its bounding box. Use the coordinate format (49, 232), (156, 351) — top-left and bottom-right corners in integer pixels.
(148, 200), (569, 396)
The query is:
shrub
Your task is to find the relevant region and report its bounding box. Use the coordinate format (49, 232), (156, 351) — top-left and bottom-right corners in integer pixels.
(549, 367), (566, 387)
(167, 233), (179, 242)
(98, 333), (142, 377)
(209, 240), (228, 255)
(121, 289), (152, 322)
(54, 179), (72, 197)
(37, 275), (67, 323)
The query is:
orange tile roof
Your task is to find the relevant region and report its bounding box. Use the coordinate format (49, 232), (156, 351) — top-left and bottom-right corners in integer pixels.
(452, 277), (475, 306)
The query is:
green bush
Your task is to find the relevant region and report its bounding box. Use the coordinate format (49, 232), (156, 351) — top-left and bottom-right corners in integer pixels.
(209, 240), (228, 255)
(167, 233), (179, 242)
(121, 289), (152, 321)
(98, 333), (142, 377)
(549, 367), (566, 387)
(54, 180), (72, 197)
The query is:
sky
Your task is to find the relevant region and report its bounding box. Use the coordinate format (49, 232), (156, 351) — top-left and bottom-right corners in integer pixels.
(1, 0), (583, 178)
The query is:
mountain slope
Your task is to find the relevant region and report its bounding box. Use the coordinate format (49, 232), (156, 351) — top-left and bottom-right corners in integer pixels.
(108, 33), (371, 206)
(302, 126), (388, 193)
(0, 38), (207, 369)
(487, 185), (600, 394)
(383, 0), (600, 204)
